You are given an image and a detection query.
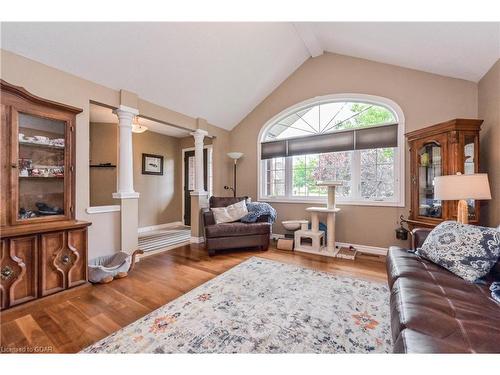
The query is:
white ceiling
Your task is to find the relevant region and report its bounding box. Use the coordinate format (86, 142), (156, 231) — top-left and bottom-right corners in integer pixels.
(310, 22), (500, 82)
(1, 22), (309, 130)
(2, 22), (499, 130)
(89, 103), (190, 138)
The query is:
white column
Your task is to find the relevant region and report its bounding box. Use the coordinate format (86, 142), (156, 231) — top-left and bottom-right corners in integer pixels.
(112, 105), (139, 199)
(190, 129), (208, 194)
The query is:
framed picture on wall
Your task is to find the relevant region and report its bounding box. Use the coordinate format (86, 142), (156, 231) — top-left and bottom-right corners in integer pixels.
(142, 153), (164, 175)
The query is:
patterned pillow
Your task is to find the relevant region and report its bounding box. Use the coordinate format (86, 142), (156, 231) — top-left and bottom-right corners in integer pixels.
(417, 221), (500, 282)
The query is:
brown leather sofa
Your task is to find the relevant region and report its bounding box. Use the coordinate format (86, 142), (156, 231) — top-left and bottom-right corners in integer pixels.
(202, 196), (271, 256)
(387, 228), (500, 353)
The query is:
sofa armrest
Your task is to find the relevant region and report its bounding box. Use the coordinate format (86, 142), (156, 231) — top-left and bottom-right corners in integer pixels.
(255, 214), (270, 223)
(202, 208), (216, 227)
(411, 228), (432, 250)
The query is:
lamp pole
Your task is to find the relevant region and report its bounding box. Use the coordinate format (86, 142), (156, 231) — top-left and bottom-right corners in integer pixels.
(227, 152), (244, 197)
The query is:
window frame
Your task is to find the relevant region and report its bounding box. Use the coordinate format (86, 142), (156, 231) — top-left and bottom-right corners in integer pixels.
(257, 94), (405, 207)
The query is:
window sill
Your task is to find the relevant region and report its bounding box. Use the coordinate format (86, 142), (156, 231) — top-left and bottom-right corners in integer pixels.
(258, 197), (404, 208)
(86, 205), (121, 214)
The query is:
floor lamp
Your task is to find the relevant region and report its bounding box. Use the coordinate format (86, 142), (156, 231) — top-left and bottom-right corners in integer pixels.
(434, 173), (491, 224)
(226, 152), (244, 197)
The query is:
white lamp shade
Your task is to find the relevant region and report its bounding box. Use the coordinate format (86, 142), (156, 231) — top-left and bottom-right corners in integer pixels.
(132, 116), (148, 133)
(227, 152), (244, 160)
(132, 124), (148, 133)
(434, 173), (491, 200)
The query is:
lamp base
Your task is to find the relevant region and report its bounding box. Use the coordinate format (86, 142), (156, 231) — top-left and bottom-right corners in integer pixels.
(457, 199), (469, 224)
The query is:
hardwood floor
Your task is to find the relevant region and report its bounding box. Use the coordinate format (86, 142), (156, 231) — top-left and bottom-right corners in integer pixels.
(0, 243), (387, 353)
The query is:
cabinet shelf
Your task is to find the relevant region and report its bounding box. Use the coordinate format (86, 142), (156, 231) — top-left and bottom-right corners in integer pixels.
(89, 164), (116, 168)
(19, 175), (64, 179)
(19, 140), (65, 150)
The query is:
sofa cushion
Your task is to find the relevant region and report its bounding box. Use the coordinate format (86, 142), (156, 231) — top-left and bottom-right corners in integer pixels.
(205, 222), (270, 238)
(388, 245), (500, 353)
(417, 221), (500, 282)
(389, 276), (500, 353)
(387, 246), (455, 288)
(394, 329), (472, 353)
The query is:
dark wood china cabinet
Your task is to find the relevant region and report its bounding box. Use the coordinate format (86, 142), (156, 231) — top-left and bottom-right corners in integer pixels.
(0, 80), (91, 310)
(406, 118), (482, 229)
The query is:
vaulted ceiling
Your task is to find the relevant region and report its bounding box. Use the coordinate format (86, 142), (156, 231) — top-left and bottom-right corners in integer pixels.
(1, 22), (499, 130)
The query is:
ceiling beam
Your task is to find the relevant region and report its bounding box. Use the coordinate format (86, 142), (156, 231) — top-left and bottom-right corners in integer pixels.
(293, 23), (324, 58)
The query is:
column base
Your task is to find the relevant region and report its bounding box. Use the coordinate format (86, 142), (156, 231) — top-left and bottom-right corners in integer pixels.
(113, 191), (140, 199)
(190, 192), (209, 239)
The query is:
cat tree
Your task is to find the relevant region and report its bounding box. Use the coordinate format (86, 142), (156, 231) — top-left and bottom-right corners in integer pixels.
(294, 181), (342, 257)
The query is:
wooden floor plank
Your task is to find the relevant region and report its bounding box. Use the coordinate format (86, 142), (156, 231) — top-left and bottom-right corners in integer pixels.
(14, 315), (56, 353)
(0, 243), (386, 353)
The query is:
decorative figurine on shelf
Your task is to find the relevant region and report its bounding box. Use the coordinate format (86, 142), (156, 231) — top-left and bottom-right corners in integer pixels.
(420, 152), (430, 167)
(19, 208), (37, 219)
(51, 138), (65, 147)
(35, 202), (63, 215)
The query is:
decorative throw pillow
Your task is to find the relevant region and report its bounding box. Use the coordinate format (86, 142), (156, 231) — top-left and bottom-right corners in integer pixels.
(211, 200), (248, 224)
(417, 221), (500, 282)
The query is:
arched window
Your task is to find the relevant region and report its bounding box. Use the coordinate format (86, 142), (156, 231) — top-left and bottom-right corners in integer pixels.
(258, 94), (405, 206)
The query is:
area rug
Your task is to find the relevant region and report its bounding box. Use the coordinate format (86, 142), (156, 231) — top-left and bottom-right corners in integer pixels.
(82, 257), (392, 353)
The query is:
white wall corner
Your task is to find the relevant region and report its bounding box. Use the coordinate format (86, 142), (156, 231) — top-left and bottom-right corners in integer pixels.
(293, 23), (324, 58)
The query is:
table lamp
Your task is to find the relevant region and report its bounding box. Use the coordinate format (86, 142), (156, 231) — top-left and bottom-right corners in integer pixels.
(434, 173), (491, 224)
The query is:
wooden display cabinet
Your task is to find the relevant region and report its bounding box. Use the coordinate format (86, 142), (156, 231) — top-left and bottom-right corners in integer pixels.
(0, 80), (91, 310)
(406, 118), (482, 229)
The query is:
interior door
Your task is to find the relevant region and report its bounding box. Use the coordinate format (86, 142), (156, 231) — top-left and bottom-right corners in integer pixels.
(184, 149), (208, 226)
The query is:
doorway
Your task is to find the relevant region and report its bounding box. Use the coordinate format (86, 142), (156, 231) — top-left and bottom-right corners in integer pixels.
(183, 148), (209, 226)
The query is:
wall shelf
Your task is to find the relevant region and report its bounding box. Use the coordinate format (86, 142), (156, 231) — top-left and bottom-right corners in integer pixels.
(89, 164), (116, 168)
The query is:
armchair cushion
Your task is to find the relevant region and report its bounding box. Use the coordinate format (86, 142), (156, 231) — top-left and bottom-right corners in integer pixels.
(211, 200), (248, 224)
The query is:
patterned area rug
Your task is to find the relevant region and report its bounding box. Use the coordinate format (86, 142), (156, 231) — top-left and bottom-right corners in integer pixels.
(82, 257), (391, 353)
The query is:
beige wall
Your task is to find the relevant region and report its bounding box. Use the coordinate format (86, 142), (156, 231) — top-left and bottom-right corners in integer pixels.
(230, 52), (479, 248)
(89, 122), (118, 207)
(479, 59), (500, 227)
(133, 130), (182, 227)
(0, 49), (232, 259)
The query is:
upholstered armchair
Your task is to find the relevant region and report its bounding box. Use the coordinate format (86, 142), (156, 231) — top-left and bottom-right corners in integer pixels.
(202, 196), (271, 256)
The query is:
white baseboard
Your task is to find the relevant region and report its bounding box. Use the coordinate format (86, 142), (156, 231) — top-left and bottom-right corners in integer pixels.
(271, 233), (387, 256)
(335, 242), (387, 256)
(190, 236), (205, 244)
(138, 221), (184, 234)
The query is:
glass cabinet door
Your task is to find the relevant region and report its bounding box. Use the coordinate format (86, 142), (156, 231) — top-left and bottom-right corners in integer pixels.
(463, 133), (478, 221)
(417, 141), (442, 218)
(16, 112), (67, 222)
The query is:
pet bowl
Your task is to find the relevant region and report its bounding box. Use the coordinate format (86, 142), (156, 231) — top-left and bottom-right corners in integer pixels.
(282, 220), (309, 231)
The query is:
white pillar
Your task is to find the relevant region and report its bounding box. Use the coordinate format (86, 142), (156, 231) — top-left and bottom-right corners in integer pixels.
(190, 129), (208, 194)
(112, 105), (139, 199)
